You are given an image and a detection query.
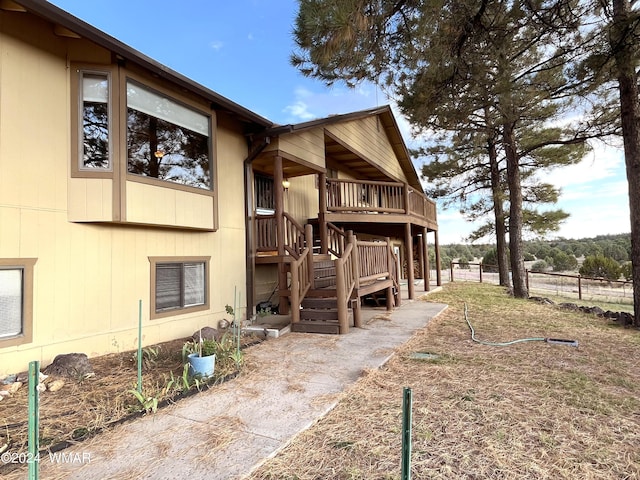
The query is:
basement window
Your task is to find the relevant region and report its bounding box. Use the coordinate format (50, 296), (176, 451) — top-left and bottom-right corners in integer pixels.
(150, 257), (210, 319)
(0, 259), (36, 347)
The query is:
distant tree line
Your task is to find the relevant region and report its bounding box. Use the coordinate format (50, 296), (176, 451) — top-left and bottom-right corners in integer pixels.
(436, 233), (632, 281)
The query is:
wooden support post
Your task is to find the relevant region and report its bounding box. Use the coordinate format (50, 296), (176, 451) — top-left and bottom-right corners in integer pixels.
(336, 260), (348, 334)
(403, 182), (410, 215)
(405, 223), (415, 300)
(290, 261), (300, 324)
(348, 231), (359, 329)
(385, 237), (395, 310)
(423, 227), (430, 292)
(305, 224), (314, 286)
(353, 299), (362, 328)
(318, 173), (328, 255)
(578, 274), (582, 300)
(417, 234), (424, 282)
(434, 230), (442, 286)
(274, 156), (289, 314)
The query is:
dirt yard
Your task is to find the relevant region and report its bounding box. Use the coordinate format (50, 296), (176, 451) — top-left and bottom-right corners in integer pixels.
(248, 283), (640, 479)
(0, 333), (262, 476)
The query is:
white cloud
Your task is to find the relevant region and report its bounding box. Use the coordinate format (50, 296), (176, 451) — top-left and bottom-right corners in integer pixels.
(209, 40), (224, 51)
(281, 84), (379, 123)
(283, 100), (315, 121)
(538, 143), (624, 190)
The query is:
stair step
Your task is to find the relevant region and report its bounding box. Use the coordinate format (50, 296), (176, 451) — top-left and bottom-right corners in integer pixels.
(302, 297), (338, 309)
(291, 321), (340, 334)
(301, 309), (338, 321)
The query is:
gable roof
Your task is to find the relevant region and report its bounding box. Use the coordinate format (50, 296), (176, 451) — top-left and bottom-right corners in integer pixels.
(11, 0), (273, 130)
(266, 106), (423, 192)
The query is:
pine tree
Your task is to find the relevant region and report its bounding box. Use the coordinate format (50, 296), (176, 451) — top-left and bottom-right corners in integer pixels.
(292, 0), (615, 298)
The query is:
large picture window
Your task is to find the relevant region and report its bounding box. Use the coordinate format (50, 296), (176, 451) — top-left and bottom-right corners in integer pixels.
(127, 81), (211, 190)
(0, 259), (36, 347)
(80, 71), (111, 170)
(150, 257), (210, 319)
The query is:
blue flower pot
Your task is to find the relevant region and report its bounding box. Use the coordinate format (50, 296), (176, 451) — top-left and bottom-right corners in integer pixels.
(187, 352), (216, 378)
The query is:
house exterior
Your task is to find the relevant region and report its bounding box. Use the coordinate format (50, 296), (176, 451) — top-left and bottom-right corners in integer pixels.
(247, 109), (441, 333)
(0, 0), (439, 375)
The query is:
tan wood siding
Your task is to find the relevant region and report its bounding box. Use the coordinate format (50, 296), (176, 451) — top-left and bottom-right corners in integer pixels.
(326, 116), (408, 182)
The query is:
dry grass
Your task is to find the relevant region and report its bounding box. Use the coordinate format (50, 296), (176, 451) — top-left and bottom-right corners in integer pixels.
(0, 334), (262, 477)
(248, 283), (640, 480)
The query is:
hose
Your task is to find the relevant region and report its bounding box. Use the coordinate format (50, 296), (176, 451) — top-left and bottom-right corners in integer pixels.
(464, 303), (578, 347)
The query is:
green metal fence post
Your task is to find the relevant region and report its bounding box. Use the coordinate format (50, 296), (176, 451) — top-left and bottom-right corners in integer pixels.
(28, 360), (40, 480)
(401, 387), (412, 480)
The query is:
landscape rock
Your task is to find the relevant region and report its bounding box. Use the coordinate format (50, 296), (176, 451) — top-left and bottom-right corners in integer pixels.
(530, 296), (555, 305)
(192, 326), (223, 342)
(43, 353), (94, 379)
(559, 302), (580, 311)
(7, 381), (22, 393)
(47, 379), (65, 392)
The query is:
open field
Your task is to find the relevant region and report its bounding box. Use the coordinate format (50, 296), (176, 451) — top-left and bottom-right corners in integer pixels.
(249, 282), (640, 480)
(449, 266), (634, 313)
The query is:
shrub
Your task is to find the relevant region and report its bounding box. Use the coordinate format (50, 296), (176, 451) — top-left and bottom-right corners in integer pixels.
(579, 254), (621, 281)
(621, 261), (632, 281)
(531, 260), (548, 272)
(551, 251), (578, 272)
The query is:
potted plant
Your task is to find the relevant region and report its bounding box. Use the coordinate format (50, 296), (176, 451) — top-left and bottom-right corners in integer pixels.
(184, 331), (216, 379)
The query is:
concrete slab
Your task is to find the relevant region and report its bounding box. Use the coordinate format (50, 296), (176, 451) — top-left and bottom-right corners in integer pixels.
(35, 284), (447, 480)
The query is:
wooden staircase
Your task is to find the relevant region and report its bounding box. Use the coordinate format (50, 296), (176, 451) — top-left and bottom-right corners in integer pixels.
(291, 255), (350, 334)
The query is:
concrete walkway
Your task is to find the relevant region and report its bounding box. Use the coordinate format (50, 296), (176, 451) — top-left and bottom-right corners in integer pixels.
(37, 286), (446, 480)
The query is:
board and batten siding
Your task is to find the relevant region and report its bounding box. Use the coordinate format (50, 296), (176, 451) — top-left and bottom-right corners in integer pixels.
(0, 12), (250, 374)
(326, 116), (408, 183)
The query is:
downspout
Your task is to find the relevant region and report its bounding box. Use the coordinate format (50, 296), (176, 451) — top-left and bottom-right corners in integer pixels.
(244, 136), (271, 320)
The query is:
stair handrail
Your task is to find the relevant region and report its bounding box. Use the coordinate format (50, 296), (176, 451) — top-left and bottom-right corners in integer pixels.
(326, 222), (346, 257)
(283, 212), (307, 259)
(289, 246), (312, 324)
(335, 236), (357, 334)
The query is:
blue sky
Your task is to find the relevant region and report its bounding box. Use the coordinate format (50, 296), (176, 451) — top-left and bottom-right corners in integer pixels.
(50, 0), (631, 244)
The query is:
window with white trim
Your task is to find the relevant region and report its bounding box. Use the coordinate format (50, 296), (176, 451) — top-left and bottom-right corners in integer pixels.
(0, 259), (36, 347)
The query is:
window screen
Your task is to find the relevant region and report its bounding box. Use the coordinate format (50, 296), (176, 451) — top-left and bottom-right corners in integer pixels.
(155, 262), (206, 312)
(0, 269), (23, 339)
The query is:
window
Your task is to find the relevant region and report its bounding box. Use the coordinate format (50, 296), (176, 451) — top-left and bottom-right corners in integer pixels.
(79, 71), (111, 170)
(127, 81), (211, 190)
(149, 257), (210, 319)
(255, 174), (274, 212)
(0, 259), (36, 347)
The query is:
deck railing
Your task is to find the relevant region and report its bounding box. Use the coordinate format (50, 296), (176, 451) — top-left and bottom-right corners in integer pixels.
(357, 239), (393, 284)
(255, 212), (307, 258)
(256, 214), (276, 252)
(408, 188), (437, 221)
(326, 178), (405, 213)
(325, 178), (436, 223)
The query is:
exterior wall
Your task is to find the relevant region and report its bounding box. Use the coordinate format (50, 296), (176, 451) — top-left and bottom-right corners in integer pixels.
(264, 128), (325, 169)
(326, 116), (409, 182)
(285, 175), (319, 226)
(0, 11), (249, 374)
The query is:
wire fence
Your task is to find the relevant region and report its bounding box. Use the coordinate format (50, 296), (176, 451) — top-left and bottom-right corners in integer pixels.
(449, 262), (634, 308)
